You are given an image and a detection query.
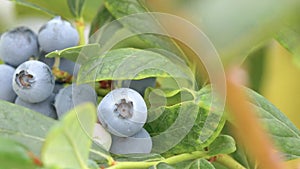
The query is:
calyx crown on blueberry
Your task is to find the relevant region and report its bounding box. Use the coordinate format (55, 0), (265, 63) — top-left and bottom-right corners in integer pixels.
(12, 60), (55, 103)
(115, 98), (133, 119)
(97, 88), (148, 137)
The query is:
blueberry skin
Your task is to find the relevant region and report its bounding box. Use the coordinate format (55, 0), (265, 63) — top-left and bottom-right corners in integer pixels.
(15, 93), (57, 119)
(97, 88), (147, 137)
(0, 64), (17, 102)
(110, 128), (152, 154)
(93, 123), (112, 151)
(121, 77), (156, 96)
(12, 60), (55, 103)
(0, 27), (39, 67)
(54, 84), (97, 119)
(38, 16), (79, 53)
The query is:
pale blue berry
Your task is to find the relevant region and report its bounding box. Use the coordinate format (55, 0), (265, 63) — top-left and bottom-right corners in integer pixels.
(97, 88), (147, 137)
(38, 16), (79, 53)
(0, 64), (17, 102)
(0, 27), (39, 67)
(12, 60), (55, 103)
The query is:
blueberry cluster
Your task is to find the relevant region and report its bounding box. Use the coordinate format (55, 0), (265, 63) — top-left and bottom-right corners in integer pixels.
(0, 16), (79, 120)
(0, 16), (153, 154)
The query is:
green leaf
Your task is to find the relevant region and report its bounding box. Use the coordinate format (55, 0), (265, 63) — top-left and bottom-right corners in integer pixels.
(189, 0), (300, 64)
(11, 0), (56, 16)
(0, 137), (37, 169)
(0, 100), (56, 156)
(41, 103), (97, 169)
(67, 0), (86, 18)
(276, 27), (300, 67)
(207, 135), (236, 157)
(245, 88), (300, 160)
(45, 43), (101, 63)
(104, 0), (188, 64)
(89, 5), (116, 37)
(145, 86), (225, 157)
(77, 48), (194, 85)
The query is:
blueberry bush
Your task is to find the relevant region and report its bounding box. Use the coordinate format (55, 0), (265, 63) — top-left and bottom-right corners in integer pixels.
(0, 0), (300, 169)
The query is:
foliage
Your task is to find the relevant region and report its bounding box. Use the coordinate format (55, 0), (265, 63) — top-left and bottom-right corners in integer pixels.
(1, 0), (300, 169)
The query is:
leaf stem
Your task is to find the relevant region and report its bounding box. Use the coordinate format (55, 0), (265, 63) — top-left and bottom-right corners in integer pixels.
(216, 154), (246, 169)
(53, 57), (61, 69)
(106, 151), (208, 169)
(75, 17), (86, 45)
(90, 149), (115, 166)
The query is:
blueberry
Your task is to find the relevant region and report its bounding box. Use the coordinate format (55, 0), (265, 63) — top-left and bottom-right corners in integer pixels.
(38, 16), (79, 53)
(12, 60), (55, 103)
(93, 123), (112, 151)
(15, 93), (57, 119)
(0, 26), (39, 67)
(54, 84), (97, 119)
(109, 128), (152, 154)
(121, 77), (156, 96)
(97, 88), (147, 137)
(0, 64), (17, 102)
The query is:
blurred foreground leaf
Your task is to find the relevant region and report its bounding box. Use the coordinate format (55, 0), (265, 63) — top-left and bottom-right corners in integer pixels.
(41, 103), (96, 169)
(0, 137), (38, 169)
(189, 0), (300, 64)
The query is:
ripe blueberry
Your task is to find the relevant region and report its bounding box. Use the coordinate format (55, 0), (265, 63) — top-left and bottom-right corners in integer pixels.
(109, 128), (152, 154)
(93, 123), (112, 151)
(12, 60), (55, 103)
(0, 27), (39, 67)
(54, 84), (97, 119)
(38, 16), (79, 53)
(121, 77), (156, 96)
(97, 88), (147, 137)
(15, 94), (57, 119)
(0, 64), (17, 102)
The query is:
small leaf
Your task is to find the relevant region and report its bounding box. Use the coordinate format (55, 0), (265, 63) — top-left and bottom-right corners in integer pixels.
(207, 135), (236, 156)
(0, 137), (37, 169)
(67, 0), (86, 18)
(45, 43), (101, 63)
(145, 86), (226, 157)
(0, 100), (56, 156)
(41, 103), (97, 169)
(10, 0), (56, 16)
(245, 88), (300, 160)
(77, 48), (194, 84)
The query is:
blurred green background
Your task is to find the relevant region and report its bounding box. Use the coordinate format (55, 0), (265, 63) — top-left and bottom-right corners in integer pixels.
(0, 0), (299, 128)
